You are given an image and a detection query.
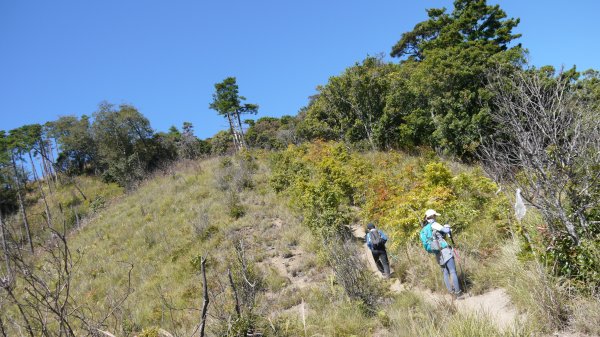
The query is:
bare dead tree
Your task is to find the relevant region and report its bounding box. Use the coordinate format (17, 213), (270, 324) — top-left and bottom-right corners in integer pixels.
(481, 67), (600, 245)
(232, 239), (259, 313)
(0, 207), (133, 336)
(38, 135), (55, 194)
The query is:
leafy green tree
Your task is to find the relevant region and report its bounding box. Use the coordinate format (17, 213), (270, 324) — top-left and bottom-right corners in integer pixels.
(208, 130), (234, 155)
(246, 117), (283, 150)
(391, 0), (520, 60)
(91, 102), (173, 188)
(575, 69), (600, 111)
(47, 116), (97, 175)
(209, 77), (259, 152)
(389, 0), (524, 159)
(298, 57), (397, 150)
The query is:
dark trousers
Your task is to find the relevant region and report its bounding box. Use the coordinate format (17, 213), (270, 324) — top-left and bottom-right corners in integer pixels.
(371, 249), (390, 276)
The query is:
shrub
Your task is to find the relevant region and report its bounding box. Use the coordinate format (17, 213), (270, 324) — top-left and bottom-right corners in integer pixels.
(270, 142), (367, 235)
(90, 195), (106, 213)
(227, 192), (246, 219)
(263, 266), (290, 293)
(192, 205), (218, 240)
(138, 327), (159, 337)
(326, 235), (386, 312)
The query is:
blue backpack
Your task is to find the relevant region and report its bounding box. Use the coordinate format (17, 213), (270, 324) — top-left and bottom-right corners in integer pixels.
(420, 224), (447, 253)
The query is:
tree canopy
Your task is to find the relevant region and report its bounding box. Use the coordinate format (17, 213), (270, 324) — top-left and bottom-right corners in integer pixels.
(391, 0), (521, 60)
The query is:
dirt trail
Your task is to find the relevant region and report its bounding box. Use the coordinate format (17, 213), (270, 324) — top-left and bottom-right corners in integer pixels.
(352, 224), (519, 331)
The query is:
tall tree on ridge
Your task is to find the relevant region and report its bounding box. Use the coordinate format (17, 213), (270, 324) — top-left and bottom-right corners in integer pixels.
(209, 77), (259, 152)
(389, 0), (524, 159)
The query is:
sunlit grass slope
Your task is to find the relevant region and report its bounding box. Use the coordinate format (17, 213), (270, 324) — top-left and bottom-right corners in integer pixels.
(6, 175), (123, 246)
(35, 145), (598, 336)
(68, 155), (320, 334)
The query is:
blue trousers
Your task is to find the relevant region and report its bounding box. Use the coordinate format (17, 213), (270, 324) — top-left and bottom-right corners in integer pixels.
(441, 257), (461, 294)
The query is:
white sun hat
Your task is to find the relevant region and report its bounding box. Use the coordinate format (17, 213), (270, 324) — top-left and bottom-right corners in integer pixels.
(425, 209), (440, 218)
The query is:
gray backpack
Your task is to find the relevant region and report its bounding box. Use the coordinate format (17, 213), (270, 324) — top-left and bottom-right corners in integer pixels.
(370, 230), (384, 249)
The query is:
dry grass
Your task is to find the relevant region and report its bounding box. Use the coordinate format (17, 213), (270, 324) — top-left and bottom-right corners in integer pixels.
(382, 290), (534, 337)
(470, 239), (571, 334)
(570, 295), (600, 336)
(6, 150), (597, 336)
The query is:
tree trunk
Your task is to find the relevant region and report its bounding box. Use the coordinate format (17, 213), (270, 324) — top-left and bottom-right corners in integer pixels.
(226, 112), (242, 152)
(0, 315), (7, 337)
(29, 151), (52, 229)
(198, 256), (209, 337)
(51, 137), (59, 184)
(362, 119), (376, 151)
(0, 209), (12, 282)
(71, 178), (87, 201)
(228, 268), (241, 317)
(39, 137), (54, 194)
(235, 111), (248, 150)
(10, 153), (33, 253)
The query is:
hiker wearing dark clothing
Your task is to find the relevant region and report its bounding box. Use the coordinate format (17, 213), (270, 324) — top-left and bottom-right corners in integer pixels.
(419, 209), (462, 297)
(365, 223), (391, 278)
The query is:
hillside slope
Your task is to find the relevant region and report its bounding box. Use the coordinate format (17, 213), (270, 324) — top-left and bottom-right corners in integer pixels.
(3, 149), (598, 337)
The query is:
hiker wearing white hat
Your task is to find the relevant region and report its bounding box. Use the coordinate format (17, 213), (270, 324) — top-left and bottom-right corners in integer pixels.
(419, 209), (462, 297)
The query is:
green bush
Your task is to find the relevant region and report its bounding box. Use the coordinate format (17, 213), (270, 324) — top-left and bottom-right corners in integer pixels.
(138, 327), (159, 337)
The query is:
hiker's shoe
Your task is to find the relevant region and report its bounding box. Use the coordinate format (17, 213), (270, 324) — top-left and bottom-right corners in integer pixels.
(453, 291), (465, 300)
(382, 273), (391, 279)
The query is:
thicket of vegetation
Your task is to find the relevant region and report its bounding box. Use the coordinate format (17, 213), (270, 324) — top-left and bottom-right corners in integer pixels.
(270, 142), (508, 289)
(1, 0), (599, 336)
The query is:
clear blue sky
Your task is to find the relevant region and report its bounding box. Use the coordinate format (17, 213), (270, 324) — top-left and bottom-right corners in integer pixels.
(1, 0), (598, 139)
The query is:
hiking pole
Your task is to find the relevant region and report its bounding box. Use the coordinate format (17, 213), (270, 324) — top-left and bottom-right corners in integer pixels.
(448, 232), (468, 294)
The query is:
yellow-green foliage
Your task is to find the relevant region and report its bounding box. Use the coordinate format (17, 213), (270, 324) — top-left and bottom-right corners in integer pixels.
(271, 141), (510, 251)
(364, 159), (509, 252)
(268, 141), (521, 299)
(271, 141), (369, 235)
(138, 327), (160, 337)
